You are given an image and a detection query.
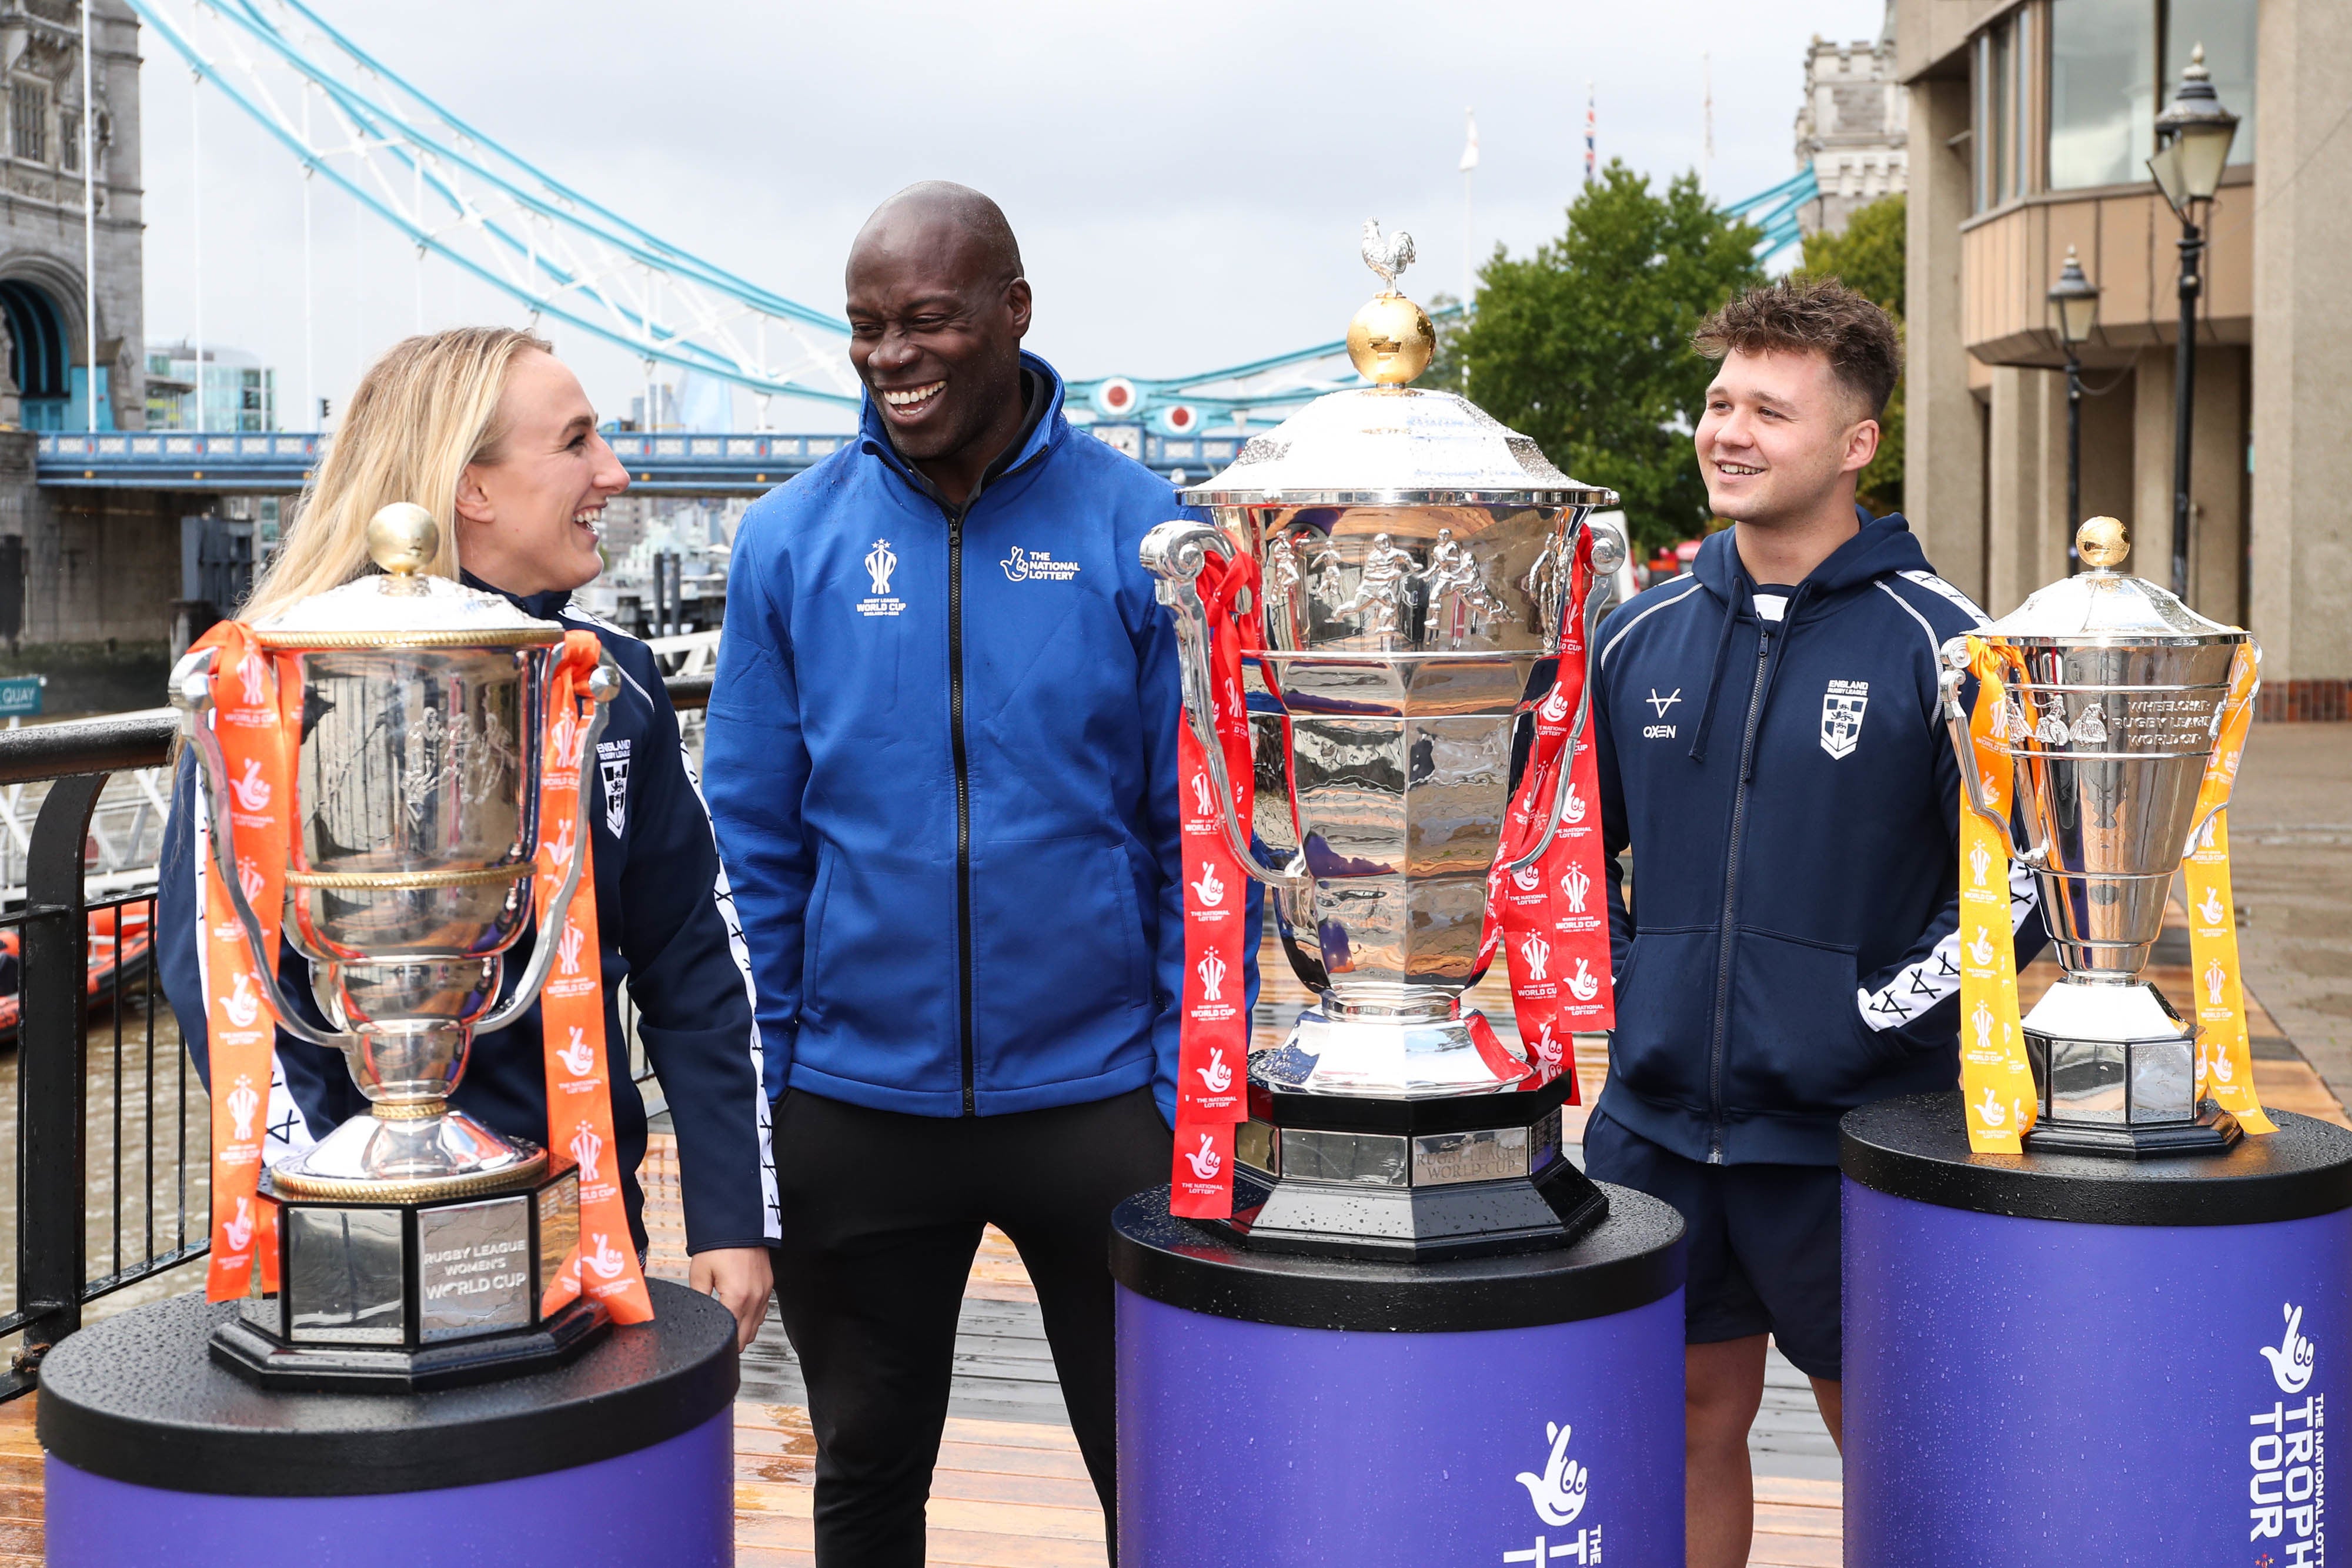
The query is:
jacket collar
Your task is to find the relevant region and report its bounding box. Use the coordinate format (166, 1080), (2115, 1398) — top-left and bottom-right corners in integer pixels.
(460, 570), (573, 623)
(857, 350), (1068, 506)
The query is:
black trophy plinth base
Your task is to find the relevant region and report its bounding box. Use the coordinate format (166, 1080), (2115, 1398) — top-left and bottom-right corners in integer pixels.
(210, 1294), (609, 1394)
(212, 1159), (610, 1393)
(2022, 1101), (2243, 1159)
(1226, 1063), (1607, 1262)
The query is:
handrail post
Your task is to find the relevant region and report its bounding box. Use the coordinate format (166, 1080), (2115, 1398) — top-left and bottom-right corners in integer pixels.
(15, 773), (105, 1380)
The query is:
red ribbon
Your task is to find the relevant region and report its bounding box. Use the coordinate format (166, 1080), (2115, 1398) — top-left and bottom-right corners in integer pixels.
(1479, 530), (1615, 1095)
(1171, 551), (1258, 1219)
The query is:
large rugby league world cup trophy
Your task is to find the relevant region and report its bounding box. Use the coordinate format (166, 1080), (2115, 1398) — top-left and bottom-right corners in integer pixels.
(168, 504), (629, 1389)
(1937, 517), (2266, 1156)
(1140, 227), (1626, 1259)
(1113, 230), (1689, 1568)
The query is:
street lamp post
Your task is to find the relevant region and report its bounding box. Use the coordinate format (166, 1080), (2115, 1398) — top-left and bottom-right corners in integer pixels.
(2147, 43), (2240, 600)
(2048, 246), (2102, 573)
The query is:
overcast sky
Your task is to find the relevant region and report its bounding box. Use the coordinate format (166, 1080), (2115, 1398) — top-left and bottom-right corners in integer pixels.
(132, 0), (1888, 432)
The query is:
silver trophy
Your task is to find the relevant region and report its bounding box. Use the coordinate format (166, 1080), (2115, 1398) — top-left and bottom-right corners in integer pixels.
(171, 504), (620, 1388)
(1141, 226), (1625, 1257)
(1939, 517), (2254, 1155)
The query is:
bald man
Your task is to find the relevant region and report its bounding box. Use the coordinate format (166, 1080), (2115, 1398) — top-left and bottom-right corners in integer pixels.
(705, 183), (1258, 1566)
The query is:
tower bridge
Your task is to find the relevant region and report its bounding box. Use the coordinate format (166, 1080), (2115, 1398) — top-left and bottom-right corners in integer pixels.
(0, 0), (1813, 680)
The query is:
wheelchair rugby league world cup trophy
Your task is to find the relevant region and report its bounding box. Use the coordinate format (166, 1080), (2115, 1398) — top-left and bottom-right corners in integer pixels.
(169, 503), (627, 1390)
(1839, 516), (2352, 1565)
(1110, 229), (1691, 1567)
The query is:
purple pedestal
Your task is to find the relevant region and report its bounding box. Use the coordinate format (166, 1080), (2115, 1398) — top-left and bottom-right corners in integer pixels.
(1845, 1094), (2352, 1567)
(33, 1279), (739, 1567)
(43, 1411), (731, 1567)
(1112, 1183), (1686, 1567)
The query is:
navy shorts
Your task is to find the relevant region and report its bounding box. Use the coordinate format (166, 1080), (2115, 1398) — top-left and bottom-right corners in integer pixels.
(1582, 1109), (1844, 1381)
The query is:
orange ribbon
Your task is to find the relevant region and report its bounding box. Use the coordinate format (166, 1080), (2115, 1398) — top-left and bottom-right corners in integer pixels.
(2185, 643), (2272, 1134)
(1955, 638), (2036, 1154)
(195, 621), (296, 1302)
(534, 631), (653, 1322)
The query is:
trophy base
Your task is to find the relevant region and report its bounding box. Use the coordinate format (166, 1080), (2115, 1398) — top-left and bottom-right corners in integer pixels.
(1220, 1062), (1607, 1261)
(1254, 1004), (1531, 1099)
(2023, 979), (2242, 1158)
(212, 1157), (617, 1393)
(208, 1296), (610, 1394)
(2022, 1104), (2244, 1159)
(271, 1105), (550, 1202)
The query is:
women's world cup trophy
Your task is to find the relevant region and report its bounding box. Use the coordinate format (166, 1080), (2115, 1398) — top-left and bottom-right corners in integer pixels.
(169, 504), (655, 1391)
(1937, 517), (2271, 1157)
(1141, 224), (1628, 1259)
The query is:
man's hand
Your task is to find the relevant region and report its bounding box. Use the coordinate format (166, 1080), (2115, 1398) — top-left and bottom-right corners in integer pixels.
(689, 1246), (774, 1350)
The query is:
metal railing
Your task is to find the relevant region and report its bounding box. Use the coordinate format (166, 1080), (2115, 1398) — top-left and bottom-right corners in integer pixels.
(0, 676), (713, 1398)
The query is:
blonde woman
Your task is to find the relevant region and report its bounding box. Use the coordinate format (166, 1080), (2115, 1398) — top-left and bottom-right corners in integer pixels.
(158, 328), (776, 1346)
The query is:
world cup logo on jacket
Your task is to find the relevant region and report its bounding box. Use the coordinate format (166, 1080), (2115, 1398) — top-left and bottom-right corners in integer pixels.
(864, 538), (897, 596)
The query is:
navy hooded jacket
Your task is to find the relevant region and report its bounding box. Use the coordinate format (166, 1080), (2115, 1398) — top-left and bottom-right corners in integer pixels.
(703, 353), (1259, 1125)
(158, 580), (780, 1255)
(1592, 512), (2047, 1166)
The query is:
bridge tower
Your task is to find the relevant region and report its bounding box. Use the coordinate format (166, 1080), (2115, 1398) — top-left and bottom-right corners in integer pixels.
(0, 0), (170, 699)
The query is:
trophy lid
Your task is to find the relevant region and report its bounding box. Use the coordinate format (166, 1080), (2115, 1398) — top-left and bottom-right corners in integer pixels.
(1981, 518), (2247, 646)
(1180, 222), (1618, 510)
(253, 504), (567, 647)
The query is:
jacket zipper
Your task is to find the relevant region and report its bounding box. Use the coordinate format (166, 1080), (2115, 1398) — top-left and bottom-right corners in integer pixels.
(946, 507), (977, 1115)
(1705, 625), (1775, 1163)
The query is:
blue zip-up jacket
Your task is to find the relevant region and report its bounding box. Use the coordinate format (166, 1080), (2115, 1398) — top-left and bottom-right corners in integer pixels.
(1592, 511), (2047, 1166)
(158, 580), (780, 1254)
(703, 353), (1259, 1125)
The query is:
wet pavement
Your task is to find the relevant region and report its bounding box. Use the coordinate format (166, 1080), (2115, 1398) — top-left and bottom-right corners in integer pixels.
(2223, 723), (2352, 1103)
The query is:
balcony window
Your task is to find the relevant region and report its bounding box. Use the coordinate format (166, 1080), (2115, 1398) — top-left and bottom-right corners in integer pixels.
(1973, 12), (2040, 212)
(2049, 0), (2253, 189)
(2165, 0), (2255, 165)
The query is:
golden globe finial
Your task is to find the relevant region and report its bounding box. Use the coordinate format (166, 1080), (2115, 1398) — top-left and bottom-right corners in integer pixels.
(366, 502), (439, 577)
(1349, 218), (1434, 386)
(2077, 516), (2129, 571)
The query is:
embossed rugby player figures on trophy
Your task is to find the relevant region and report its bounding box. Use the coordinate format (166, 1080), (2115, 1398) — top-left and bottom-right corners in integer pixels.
(1940, 518), (2263, 1156)
(1141, 226), (1628, 1258)
(172, 505), (629, 1388)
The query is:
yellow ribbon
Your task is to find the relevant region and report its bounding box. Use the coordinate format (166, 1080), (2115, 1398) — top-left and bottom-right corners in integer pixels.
(1957, 637), (2037, 1154)
(2184, 643), (2273, 1134)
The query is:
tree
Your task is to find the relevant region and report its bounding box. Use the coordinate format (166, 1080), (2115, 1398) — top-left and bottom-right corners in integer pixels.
(1458, 161), (1764, 554)
(1796, 193), (1905, 515)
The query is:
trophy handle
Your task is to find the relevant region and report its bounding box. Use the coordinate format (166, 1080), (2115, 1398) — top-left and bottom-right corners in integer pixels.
(1936, 643), (2036, 865)
(2182, 636), (2263, 857)
(474, 653), (619, 1035)
(1504, 517), (1627, 874)
(1140, 520), (1310, 895)
(171, 647), (349, 1051)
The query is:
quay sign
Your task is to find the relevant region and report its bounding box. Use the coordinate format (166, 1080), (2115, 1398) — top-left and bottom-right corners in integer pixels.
(0, 676), (43, 718)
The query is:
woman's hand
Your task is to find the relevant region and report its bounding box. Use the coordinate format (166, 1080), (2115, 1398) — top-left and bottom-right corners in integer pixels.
(689, 1246), (776, 1350)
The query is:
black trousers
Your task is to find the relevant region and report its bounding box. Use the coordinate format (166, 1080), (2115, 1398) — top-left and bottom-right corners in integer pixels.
(769, 1086), (1172, 1567)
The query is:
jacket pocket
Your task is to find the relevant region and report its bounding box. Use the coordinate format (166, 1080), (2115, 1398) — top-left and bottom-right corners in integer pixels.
(799, 845), (962, 1089)
(1722, 927), (1889, 1113)
(1607, 925), (1718, 1114)
(968, 837), (1153, 1092)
